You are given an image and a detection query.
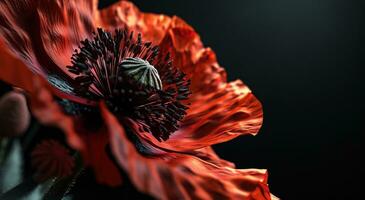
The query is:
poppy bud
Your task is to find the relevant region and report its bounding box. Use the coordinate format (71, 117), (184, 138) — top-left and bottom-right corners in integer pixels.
(0, 91), (30, 137)
(31, 140), (75, 182)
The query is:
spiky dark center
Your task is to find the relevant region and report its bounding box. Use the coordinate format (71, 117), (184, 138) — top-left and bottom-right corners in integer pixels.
(67, 28), (191, 141)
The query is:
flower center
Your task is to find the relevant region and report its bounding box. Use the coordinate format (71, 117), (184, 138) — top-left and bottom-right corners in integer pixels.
(67, 28), (191, 141)
(120, 57), (163, 90)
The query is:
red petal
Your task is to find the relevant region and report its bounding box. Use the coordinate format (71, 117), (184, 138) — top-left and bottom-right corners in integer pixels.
(38, 0), (97, 70)
(29, 76), (84, 150)
(176, 80), (263, 148)
(129, 80), (263, 152)
(80, 126), (123, 187)
(189, 48), (228, 94)
(1, 39), (89, 105)
(0, 41), (37, 92)
(0, 38), (96, 106)
(158, 17), (228, 94)
(28, 77), (122, 186)
(0, 2), (44, 76)
(163, 17), (202, 52)
(192, 146), (236, 168)
(101, 103), (273, 200)
(0, 19), (95, 105)
(98, 1), (172, 44)
(0, 0), (97, 82)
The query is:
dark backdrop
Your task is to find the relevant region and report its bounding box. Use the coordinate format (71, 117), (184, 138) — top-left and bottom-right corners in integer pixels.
(101, 1), (364, 199)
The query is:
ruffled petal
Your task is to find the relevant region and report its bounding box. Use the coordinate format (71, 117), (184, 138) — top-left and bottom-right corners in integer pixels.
(158, 16), (227, 94)
(129, 80), (263, 152)
(0, 0), (102, 103)
(159, 16), (203, 57)
(28, 76), (122, 186)
(0, 36), (96, 106)
(29, 76), (84, 150)
(188, 48), (228, 94)
(101, 103), (273, 200)
(192, 146), (236, 169)
(0, 41), (37, 92)
(98, 1), (172, 44)
(0, 0), (97, 82)
(38, 0), (97, 70)
(0, 2), (44, 75)
(175, 80), (263, 149)
(79, 125), (123, 187)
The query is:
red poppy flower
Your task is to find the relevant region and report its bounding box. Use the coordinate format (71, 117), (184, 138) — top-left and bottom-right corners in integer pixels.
(0, 1), (277, 199)
(31, 139), (75, 182)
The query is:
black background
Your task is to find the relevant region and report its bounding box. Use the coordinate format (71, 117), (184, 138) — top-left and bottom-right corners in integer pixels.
(101, 1), (365, 199)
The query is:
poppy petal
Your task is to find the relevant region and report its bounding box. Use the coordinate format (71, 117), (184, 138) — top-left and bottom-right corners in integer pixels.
(158, 17), (228, 94)
(98, 1), (172, 44)
(101, 103), (273, 200)
(0, 41), (37, 92)
(189, 48), (228, 94)
(28, 76), (122, 186)
(1, 40), (84, 106)
(0, 38), (96, 106)
(175, 80), (263, 149)
(29, 76), (84, 150)
(0, 2), (44, 75)
(129, 80), (263, 152)
(79, 125), (123, 187)
(0, 0), (97, 82)
(192, 146), (236, 168)
(37, 0), (97, 70)
(0, 1), (65, 79)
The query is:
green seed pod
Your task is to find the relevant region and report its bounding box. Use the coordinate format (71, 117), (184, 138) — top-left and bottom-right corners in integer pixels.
(120, 57), (163, 90)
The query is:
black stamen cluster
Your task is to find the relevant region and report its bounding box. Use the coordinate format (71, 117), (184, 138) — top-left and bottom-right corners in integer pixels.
(67, 28), (191, 141)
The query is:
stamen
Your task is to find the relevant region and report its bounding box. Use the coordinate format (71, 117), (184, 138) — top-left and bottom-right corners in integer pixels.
(67, 28), (191, 141)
